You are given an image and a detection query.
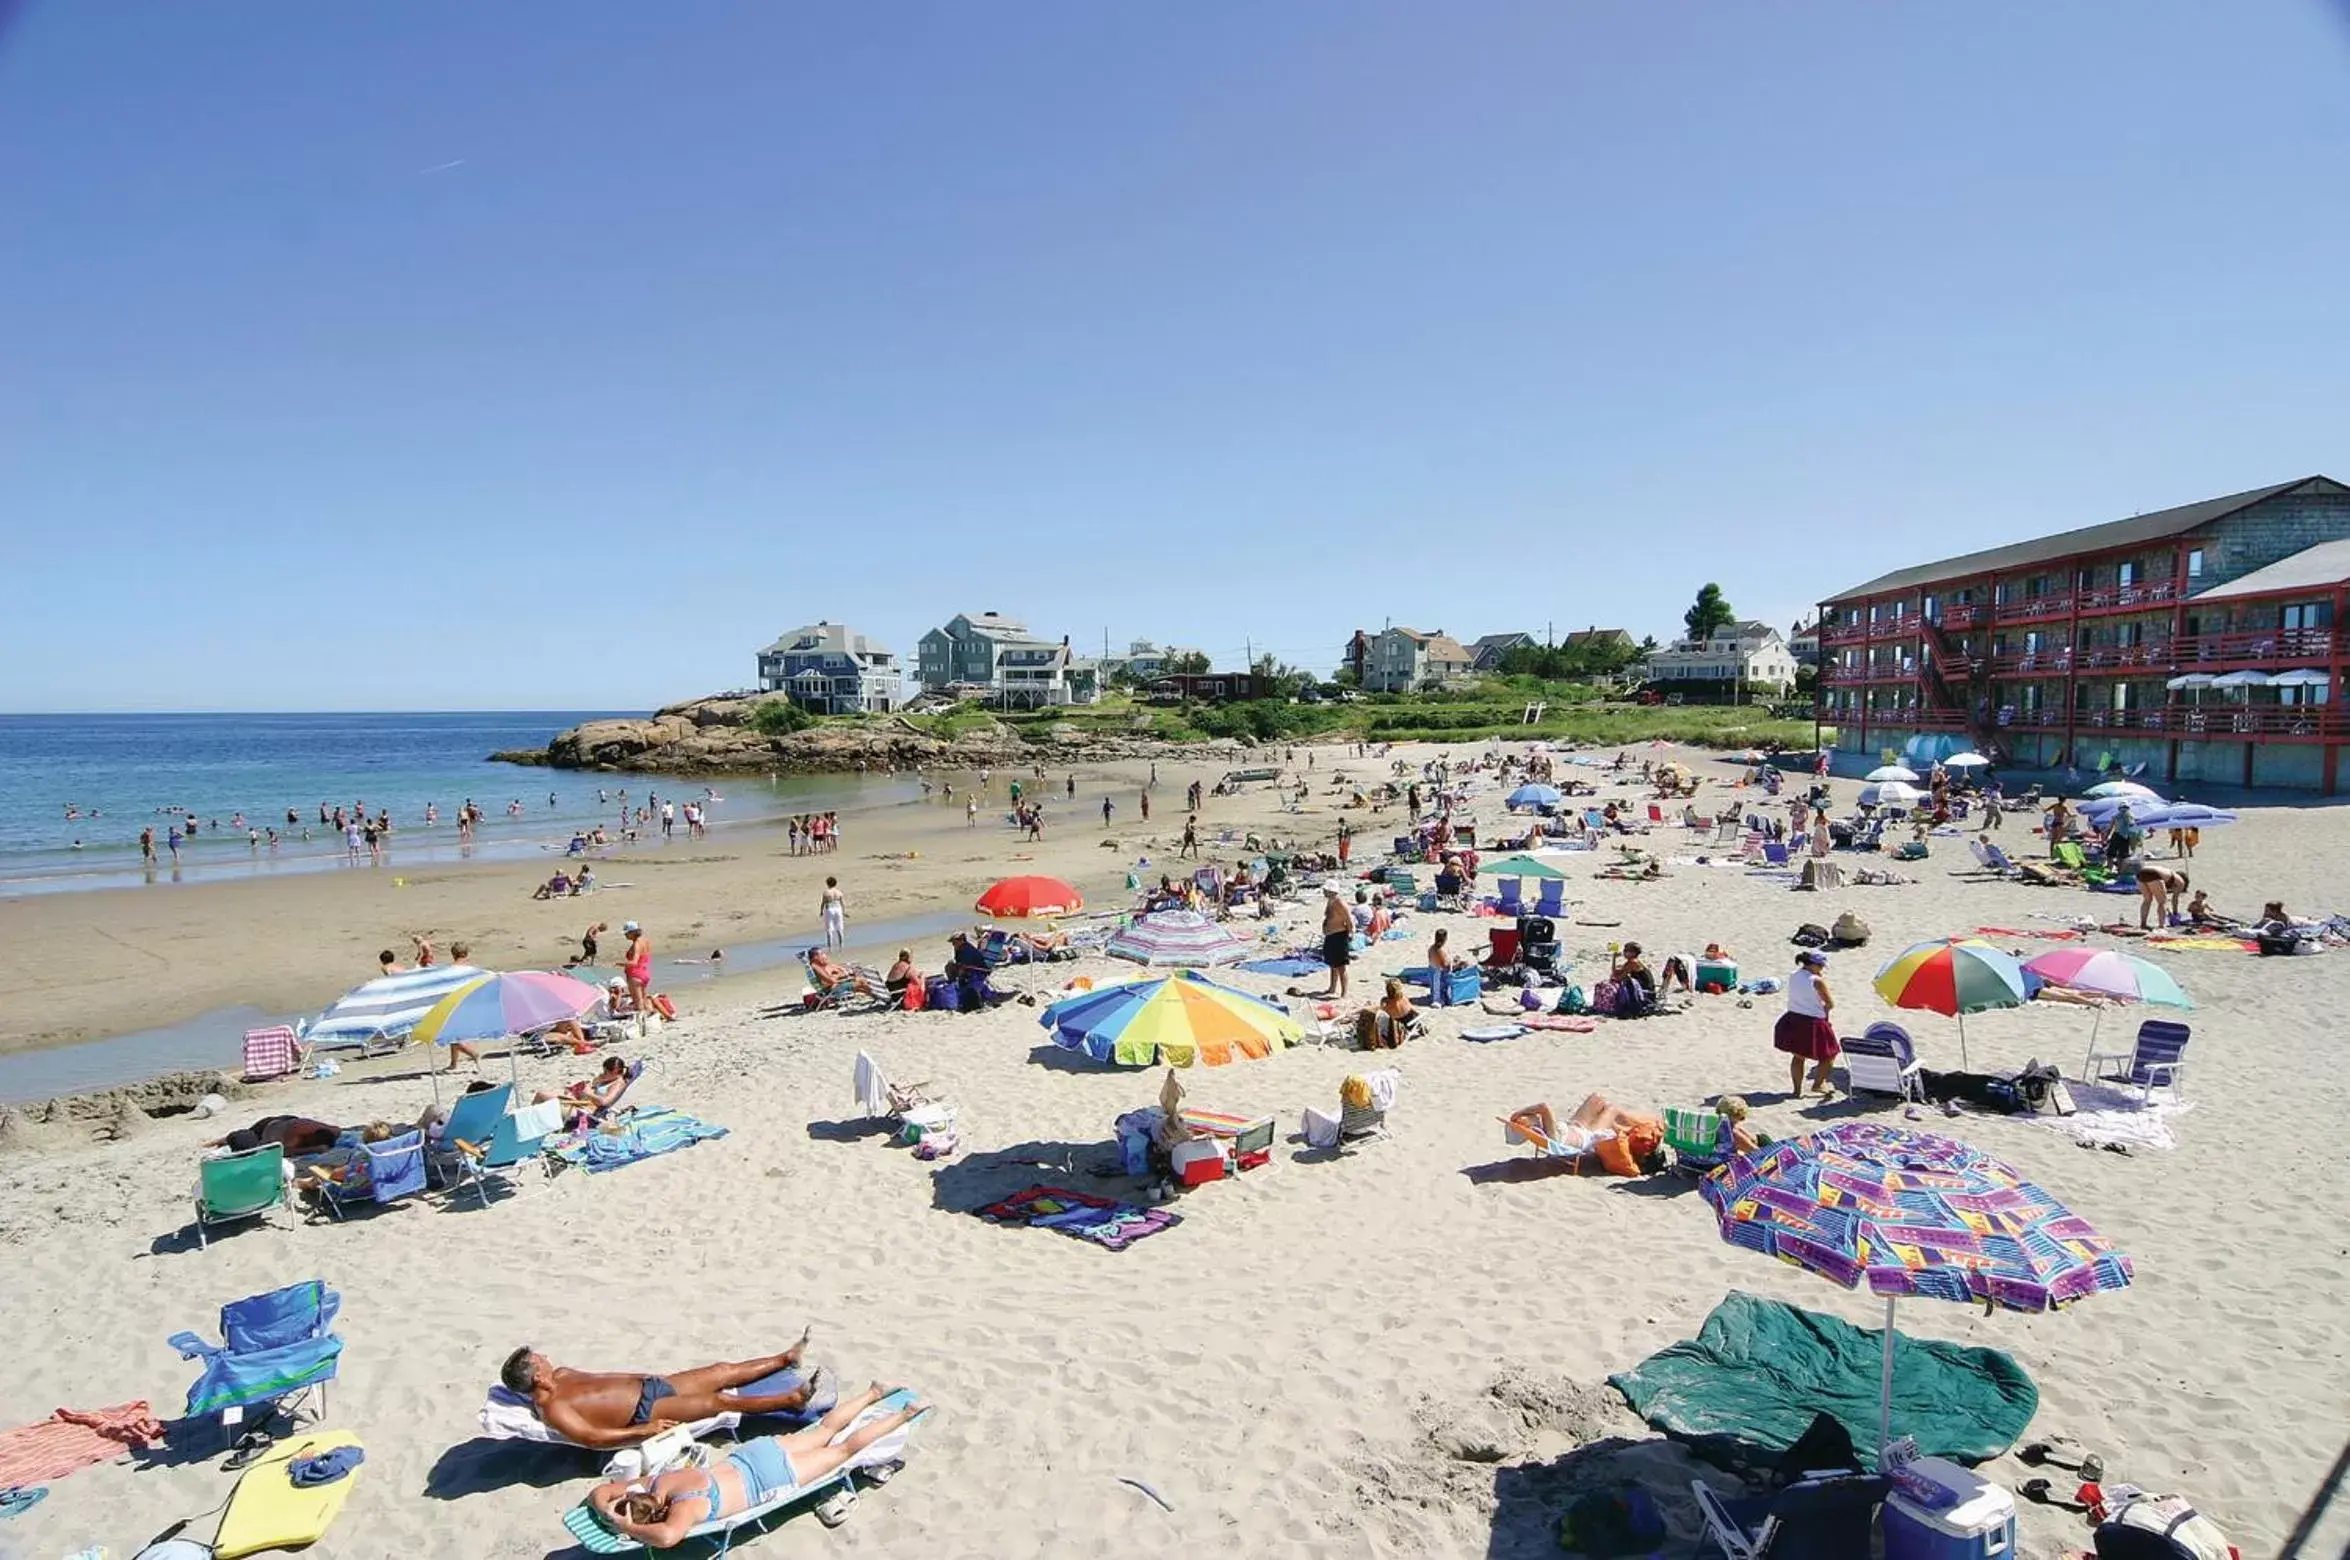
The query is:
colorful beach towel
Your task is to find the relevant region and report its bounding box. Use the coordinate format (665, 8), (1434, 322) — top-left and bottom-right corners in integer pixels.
(1517, 1014), (1601, 1032)
(976, 1185), (1181, 1251)
(2145, 935), (2256, 953)
(553, 1108), (728, 1173)
(0, 1403), (165, 1489)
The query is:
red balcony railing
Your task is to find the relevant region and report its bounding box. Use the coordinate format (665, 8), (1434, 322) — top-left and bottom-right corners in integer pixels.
(1986, 649), (2073, 675)
(1987, 703), (2346, 739)
(1993, 595), (2074, 623)
(2074, 580), (2177, 614)
(1935, 602), (1983, 629)
(1866, 615), (1915, 640)
(2068, 643), (2172, 674)
(2165, 628), (2335, 665)
(1818, 623), (1869, 648)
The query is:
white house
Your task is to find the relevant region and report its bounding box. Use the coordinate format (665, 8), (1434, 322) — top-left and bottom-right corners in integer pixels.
(1101, 639), (1202, 684)
(1640, 620), (1799, 693)
(756, 622), (901, 714)
(1364, 627), (1477, 693)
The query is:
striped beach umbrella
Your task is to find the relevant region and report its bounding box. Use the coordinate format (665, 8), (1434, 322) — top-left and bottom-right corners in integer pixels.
(1872, 937), (2027, 1069)
(408, 970), (605, 1047)
(1702, 1121), (2131, 1457)
(975, 875), (1084, 918)
(305, 964), (486, 1050)
(1038, 969), (1304, 1068)
(2020, 948), (2191, 1011)
(1106, 911), (1252, 968)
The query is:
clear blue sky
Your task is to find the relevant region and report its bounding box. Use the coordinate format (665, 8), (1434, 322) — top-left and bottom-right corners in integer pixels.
(4, 2), (2346, 711)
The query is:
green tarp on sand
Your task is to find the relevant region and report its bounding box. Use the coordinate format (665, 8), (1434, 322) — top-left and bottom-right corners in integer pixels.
(1608, 1291), (2038, 1472)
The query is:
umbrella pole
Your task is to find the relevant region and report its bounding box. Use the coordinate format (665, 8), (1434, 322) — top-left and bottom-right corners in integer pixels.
(1957, 1012), (1970, 1072)
(1878, 1295), (1898, 1458)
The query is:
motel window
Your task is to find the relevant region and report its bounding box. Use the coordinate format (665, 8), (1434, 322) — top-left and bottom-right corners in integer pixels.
(2116, 561), (2136, 588)
(2186, 549), (2204, 579)
(2113, 683), (2130, 712)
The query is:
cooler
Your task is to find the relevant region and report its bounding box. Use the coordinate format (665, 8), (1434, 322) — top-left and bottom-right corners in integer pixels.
(1695, 959), (1738, 991)
(1882, 1457), (2016, 1560)
(1170, 1138), (1226, 1187)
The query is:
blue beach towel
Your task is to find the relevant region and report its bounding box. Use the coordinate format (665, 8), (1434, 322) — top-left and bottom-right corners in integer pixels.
(556, 1109), (729, 1173)
(1238, 956), (1325, 977)
(288, 1445), (365, 1487)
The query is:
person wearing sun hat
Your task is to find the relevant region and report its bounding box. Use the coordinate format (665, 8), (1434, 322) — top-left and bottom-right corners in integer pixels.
(1773, 948), (1840, 1098)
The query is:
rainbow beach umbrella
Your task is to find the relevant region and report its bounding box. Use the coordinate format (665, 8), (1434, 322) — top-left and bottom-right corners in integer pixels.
(1701, 1121), (2131, 1457)
(2021, 947), (2191, 1061)
(1038, 969), (1304, 1068)
(409, 969), (605, 1048)
(1873, 937), (2027, 1070)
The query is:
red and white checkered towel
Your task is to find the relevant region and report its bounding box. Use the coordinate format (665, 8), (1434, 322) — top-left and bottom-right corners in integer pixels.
(242, 1026), (301, 1082)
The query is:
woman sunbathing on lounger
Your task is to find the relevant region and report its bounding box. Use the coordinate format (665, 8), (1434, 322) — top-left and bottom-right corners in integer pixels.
(587, 1383), (927, 1546)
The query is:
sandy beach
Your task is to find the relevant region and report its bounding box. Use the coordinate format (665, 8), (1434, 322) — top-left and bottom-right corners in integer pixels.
(0, 741), (2342, 1559)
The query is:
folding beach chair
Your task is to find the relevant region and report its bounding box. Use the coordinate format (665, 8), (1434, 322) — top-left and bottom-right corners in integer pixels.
(1647, 803), (1665, 823)
(1533, 878), (1567, 918)
(560, 1392), (930, 1551)
(191, 1144), (287, 1249)
(1494, 876), (1525, 917)
(1691, 1471), (1889, 1559)
(2083, 1018), (2189, 1102)
(171, 1279), (343, 1433)
(316, 1129), (428, 1220)
(1663, 1106), (1730, 1176)
(1840, 1022), (1923, 1101)
(1760, 842), (1791, 867)
(445, 1100), (559, 1207)
(854, 1051), (956, 1145)
(241, 1025), (306, 1083)
(424, 1083), (515, 1190)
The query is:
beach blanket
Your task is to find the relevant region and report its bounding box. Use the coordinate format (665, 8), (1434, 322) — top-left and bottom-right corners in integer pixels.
(977, 1185), (1181, 1251)
(1461, 1024), (1528, 1043)
(0, 1403), (165, 1488)
(1238, 956), (1325, 977)
(2145, 935), (2256, 953)
(1516, 1014), (1601, 1032)
(1609, 1291), (2037, 1472)
(1975, 927), (2083, 941)
(2022, 1080), (2194, 1152)
(553, 1108), (728, 1173)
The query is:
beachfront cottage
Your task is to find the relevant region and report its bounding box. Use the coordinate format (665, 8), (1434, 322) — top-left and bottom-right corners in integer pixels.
(916, 612), (1100, 707)
(1641, 622), (1799, 699)
(1100, 639), (1205, 685)
(1363, 627), (1477, 693)
(755, 622), (902, 713)
(1468, 632), (1537, 671)
(1815, 474), (2350, 792)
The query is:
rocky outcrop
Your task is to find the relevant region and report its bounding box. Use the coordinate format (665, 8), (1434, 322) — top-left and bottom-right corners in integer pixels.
(497, 694), (1251, 776)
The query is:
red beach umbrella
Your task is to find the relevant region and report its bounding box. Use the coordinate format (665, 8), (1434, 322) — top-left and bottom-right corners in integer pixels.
(975, 875), (1085, 919)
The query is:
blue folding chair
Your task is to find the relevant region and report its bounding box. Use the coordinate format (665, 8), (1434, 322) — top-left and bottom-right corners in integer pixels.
(318, 1129), (428, 1220)
(1534, 878), (1567, 917)
(424, 1083), (514, 1190)
(1494, 876), (1525, 916)
(448, 1107), (557, 1207)
(171, 1280), (344, 1433)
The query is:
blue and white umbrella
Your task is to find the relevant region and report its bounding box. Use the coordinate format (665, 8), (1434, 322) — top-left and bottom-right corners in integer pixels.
(1506, 784), (1562, 811)
(305, 963), (485, 1050)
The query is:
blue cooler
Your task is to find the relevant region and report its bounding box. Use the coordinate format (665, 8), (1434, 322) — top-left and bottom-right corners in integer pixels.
(1881, 1456), (2016, 1560)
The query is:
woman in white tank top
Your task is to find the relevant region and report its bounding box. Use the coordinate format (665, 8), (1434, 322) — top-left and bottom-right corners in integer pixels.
(1773, 950), (1841, 1098)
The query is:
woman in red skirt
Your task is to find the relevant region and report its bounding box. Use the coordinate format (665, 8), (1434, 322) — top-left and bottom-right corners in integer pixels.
(1774, 949), (1841, 1098)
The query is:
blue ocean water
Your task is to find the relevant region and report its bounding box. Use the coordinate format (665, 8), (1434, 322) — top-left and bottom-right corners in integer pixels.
(0, 711), (918, 896)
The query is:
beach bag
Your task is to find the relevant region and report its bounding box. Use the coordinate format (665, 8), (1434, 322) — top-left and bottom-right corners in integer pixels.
(924, 975), (962, 1013)
(902, 977), (926, 1012)
(1829, 912), (1871, 947)
(2094, 1493), (2236, 1560)
(1557, 984), (1587, 1015)
(1791, 923), (1831, 948)
(1589, 978), (1620, 1015)
(2013, 1061), (2076, 1117)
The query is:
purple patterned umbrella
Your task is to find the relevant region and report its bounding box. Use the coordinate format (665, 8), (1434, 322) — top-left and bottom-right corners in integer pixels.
(1701, 1122), (2131, 1451)
(1106, 911), (1253, 968)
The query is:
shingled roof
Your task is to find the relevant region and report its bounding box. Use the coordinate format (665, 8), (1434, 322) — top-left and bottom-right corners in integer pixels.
(1823, 476), (2338, 604)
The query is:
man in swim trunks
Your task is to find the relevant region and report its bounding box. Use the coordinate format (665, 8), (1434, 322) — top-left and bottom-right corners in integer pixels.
(500, 1330), (825, 1449)
(1310, 883), (1354, 1000)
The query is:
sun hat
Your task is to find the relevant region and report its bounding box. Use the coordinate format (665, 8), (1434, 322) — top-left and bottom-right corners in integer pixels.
(622, 920), (641, 932)
(607, 976), (626, 990)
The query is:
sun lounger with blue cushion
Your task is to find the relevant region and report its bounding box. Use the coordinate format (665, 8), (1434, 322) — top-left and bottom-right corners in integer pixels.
(559, 1391), (929, 1551)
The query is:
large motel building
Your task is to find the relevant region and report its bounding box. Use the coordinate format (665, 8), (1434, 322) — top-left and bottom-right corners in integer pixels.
(1816, 475), (2350, 794)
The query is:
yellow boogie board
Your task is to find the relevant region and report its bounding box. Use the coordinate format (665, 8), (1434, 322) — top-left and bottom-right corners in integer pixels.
(213, 1428), (365, 1559)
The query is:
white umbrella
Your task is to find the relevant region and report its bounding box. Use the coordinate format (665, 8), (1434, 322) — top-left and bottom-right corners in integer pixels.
(1942, 752), (1991, 769)
(2082, 780), (2159, 801)
(2210, 670), (2272, 689)
(2270, 669), (2332, 688)
(1859, 780), (1925, 809)
(1864, 765), (1919, 784)
(2164, 673), (2215, 691)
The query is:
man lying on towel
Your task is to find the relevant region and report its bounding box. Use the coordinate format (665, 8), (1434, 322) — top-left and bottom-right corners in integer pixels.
(502, 1329), (827, 1448)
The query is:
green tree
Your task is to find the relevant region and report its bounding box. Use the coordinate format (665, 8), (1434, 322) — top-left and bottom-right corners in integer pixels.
(1684, 584), (1736, 643)
(747, 698), (815, 737)
(1168, 650), (1212, 676)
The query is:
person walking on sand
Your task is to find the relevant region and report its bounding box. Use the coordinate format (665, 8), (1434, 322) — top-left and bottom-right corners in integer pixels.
(1336, 817), (1352, 868)
(1178, 815), (1200, 859)
(820, 877), (847, 949)
(621, 921), (655, 1036)
(1101, 796), (1114, 828)
(966, 797), (977, 828)
(1067, 774), (1076, 800)
(1773, 949), (1840, 1099)
(2043, 797), (2072, 858)
(1139, 790), (1150, 822)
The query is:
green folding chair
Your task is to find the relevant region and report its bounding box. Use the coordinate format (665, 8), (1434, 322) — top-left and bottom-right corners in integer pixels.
(194, 1144), (287, 1248)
